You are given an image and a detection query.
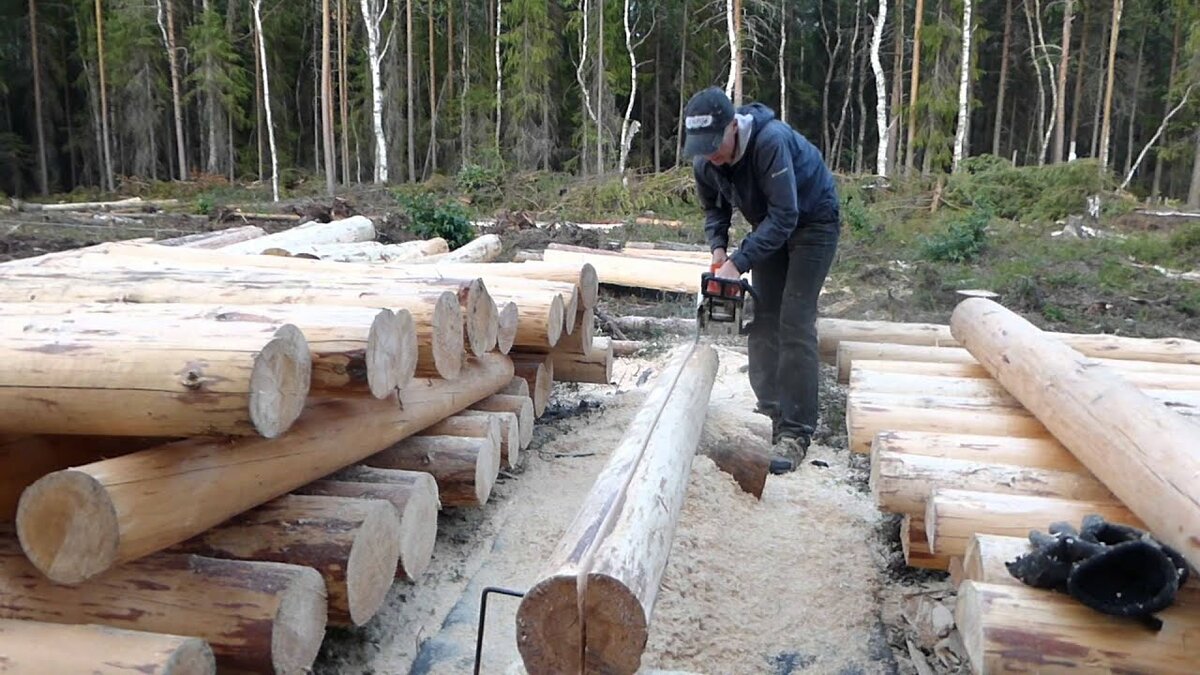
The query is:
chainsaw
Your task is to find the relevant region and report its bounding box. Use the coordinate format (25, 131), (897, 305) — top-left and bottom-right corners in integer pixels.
(695, 264), (757, 338)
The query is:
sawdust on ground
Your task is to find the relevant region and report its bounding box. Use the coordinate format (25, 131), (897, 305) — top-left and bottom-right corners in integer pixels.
(314, 344), (896, 675)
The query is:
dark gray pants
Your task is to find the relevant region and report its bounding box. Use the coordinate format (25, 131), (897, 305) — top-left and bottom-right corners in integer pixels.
(747, 219), (840, 441)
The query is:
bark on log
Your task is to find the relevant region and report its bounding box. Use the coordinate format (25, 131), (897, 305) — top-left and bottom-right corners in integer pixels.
(0, 540), (326, 674)
(0, 301), (416, 399)
(870, 449), (1114, 517)
(171, 495), (400, 627)
(217, 216), (376, 254)
(956, 580), (1200, 675)
(542, 244), (704, 294)
(552, 336), (613, 384)
(698, 443), (771, 499)
(420, 412), (518, 471)
(0, 320), (311, 438)
(0, 264), (466, 381)
(901, 516), (953, 571)
(469, 394), (535, 450)
(0, 618), (216, 675)
(13, 353), (513, 584)
(951, 297), (1200, 570)
(516, 344), (718, 675)
(510, 353), (554, 418)
(925, 488), (1142, 556)
(157, 225), (267, 249)
(360, 435), (500, 507)
(846, 392), (1051, 453)
(292, 477), (439, 581)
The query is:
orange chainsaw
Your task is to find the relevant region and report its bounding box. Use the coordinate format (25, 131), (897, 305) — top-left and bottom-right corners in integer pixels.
(696, 263), (756, 338)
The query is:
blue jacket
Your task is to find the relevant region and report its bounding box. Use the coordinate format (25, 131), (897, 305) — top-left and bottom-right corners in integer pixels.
(693, 103), (839, 273)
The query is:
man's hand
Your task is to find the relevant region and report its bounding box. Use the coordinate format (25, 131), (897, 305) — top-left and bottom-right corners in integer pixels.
(715, 259), (741, 280)
(711, 248), (727, 266)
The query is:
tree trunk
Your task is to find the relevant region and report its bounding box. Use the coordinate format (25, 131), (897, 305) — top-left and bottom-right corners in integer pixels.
(1052, 0), (1074, 163)
(870, 0), (889, 176)
(1123, 29), (1146, 177)
(887, 0), (903, 173)
(1090, 11), (1109, 157)
(904, 0), (923, 173)
(340, 0), (351, 183)
(158, 0), (188, 181)
(509, 353), (553, 417)
(516, 344), (717, 674)
(494, 0), (503, 155)
(832, 0), (862, 170)
(14, 354), (513, 586)
(0, 618), (215, 675)
(1025, 0), (1049, 165)
(1190, 128), (1200, 207)
(617, 0), (639, 182)
(950, 298), (1200, 569)
(427, 0), (437, 176)
(253, 11), (264, 181)
(951, 0), (973, 172)
(252, 0), (280, 200)
(323, 0), (337, 194)
(990, 0), (1013, 157)
(28, 0), (48, 195)
(542, 244), (703, 294)
(1098, 0), (1123, 169)
(724, 0), (739, 102)
(778, 0), (787, 124)
(1153, 21), (1182, 199)
(1122, 86), (1194, 192)
(172, 495), (401, 627)
(1068, 3), (1089, 160)
(674, 0), (689, 167)
(94, 0), (114, 192)
(359, 435), (500, 506)
(363, 0), (390, 184)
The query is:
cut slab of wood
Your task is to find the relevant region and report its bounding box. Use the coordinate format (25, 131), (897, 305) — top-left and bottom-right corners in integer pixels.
(157, 224), (266, 248)
(542, 244), (704, 294)
(552, 336), (613, 384)
(0, 618), (216, 675)
(217, 215), (376, 253)
(469, 394), (535, 450)
(13, 353), (513, 584)
(924, 488), (1142, 557)
(951, 297), (1200, 570)
(0, 540), (326, 674)
(293, 476), (439, 581)
(0, 321), (311, 438)
(516, 343), (718, 675)
(171, 494), (401, 627)
(360, 435), (500, 507)
(956, 580), (1200, 675)
(510, 353), (554, 418)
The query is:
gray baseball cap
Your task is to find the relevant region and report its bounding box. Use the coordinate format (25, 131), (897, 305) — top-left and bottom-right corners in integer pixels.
(682, 86), (736, 158)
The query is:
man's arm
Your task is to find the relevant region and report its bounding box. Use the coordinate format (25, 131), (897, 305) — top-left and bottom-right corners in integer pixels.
(729, 128), (800, 273)
(694, 160), (732, 253)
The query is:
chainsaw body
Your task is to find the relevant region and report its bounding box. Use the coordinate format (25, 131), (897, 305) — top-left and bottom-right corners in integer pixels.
(696, 267), (756, 337)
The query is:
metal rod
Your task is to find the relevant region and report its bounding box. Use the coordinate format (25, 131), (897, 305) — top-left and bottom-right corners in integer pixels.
(473, 586), (526, 675)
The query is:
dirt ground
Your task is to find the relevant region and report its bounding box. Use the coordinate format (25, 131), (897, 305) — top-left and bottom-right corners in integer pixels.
(315, 344), (948, 675)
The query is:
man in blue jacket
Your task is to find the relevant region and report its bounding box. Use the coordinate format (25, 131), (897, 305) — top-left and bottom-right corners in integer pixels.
(683, 86), (841, 470)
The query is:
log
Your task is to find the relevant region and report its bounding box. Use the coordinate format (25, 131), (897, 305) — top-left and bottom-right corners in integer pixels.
(497, 301), (519, 354)
(962, 534), (1033, 587)
(698, 443), (771, 499)
(18, 196), (179, 212)
(870, 449), (1114, 517)
(420, 413), (518, 471)
(870, 430), (1087, 474)
(456, 410), (523, 469)
(13, 353), (513, 584)
(0, 264), (466, 381)
(0, 301), (417, 399)
(425, 234), (502, 263)
(172, 495), (399, 627)
(157, 225), (267, 249)
(469, 394), (535, 450)
(846, 392), (1051, 454)
(539, 308), (593, 356)
(951, 297), (1200, 570)
(0, 320), (311, 438)
(924, 488), (1142, 557)
(900, 515), (952, 571)
(516, 343), (718, 675)
(484, 289), (563, 350)
(955, 580), (1200, 675)
(413, 261), (599, 310)
(0, 540), (326, 674)
(542, 244), (704, 294)
(359, 435), (500, 507)
(552, 336), (614, 384)
(293, 476), (439, 581)
(511, 353), (554, 418)
(217, 215), (377, 254)
(611, 340), (646, 357)
(0, 618), (216, 675)
(295, 238), (448, 262)
(612, 316), (695, 335)
(819, 318), (958, 362)
(501, 375), (531, 398)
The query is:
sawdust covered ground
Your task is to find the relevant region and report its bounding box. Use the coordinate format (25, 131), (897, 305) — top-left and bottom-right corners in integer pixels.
(314, 344), (897, 674)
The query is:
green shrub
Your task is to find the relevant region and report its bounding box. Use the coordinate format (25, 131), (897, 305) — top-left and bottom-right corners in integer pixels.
(945, 156), (1112, 223)
(395, 193), (475, 249)
(919, 206), (992, 263)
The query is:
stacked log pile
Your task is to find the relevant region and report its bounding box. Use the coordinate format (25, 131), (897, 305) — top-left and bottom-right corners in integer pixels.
(825, 306), (1200, 674)
(0, 218), (612, 673)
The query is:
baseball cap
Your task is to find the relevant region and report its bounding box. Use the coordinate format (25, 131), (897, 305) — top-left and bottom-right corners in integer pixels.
(682, 86), (736, 158)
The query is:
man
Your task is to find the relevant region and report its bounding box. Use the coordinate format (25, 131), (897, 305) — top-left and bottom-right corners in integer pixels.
(683, 86), (841, 470)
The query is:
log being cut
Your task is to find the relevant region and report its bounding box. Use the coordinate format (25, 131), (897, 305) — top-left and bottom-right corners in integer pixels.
(14, 353), (513, 585)
(950, 297), (1200, 570)
(0, 318), (311, 438)
(171, 494), (402, 627)
(516, 343), (718, 675)
(0, 618), (216, 675)
(0, 540), (326, 674)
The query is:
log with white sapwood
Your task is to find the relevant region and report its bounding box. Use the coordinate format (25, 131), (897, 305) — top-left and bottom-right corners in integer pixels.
(217, 215), (376, 254)
(870, 429), (1087, 475)
(360, 0), (389, 183)
(551, 336), (613, 384)
(394, 261), (599, 310)
(468, 393), (535, 450)
(418, 234), (502, 263)
(870, 0), (889, 176)
(0, 320), (311, 439)
(951, 297), (1200, 570)
(456, 409), (522, 468)
(0, 618), (216, 675)
(157, 225), (267, 248)
(955, 580), (1200, 675)
(0, 301), (417, 399)
(542, 244), (705, 294)
(293, 475), (439, 581)
(516, 343), (718, 674)
(510, 353), (554, 417)
(0, 540), (326, 674)
(359, 435), (499, 507)
(846, 392), (1051, 453)
(13, 196), (180, 212)
(286, 238), (449, 262)
(924, 488), (1141, 557)
(171, 495), (401, 627)
(13, 353), (513, 585)
(420, 412), (519, 471)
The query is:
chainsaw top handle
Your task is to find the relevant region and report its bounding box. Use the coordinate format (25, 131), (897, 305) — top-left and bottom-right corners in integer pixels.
(701, 271), (758, 302)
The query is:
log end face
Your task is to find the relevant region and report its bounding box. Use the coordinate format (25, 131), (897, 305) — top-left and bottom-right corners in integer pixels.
(163, 636), (218, 675)
(496, 302), (519, 355)
(518, 398), (535, 449)
(578, 263), (599, 309)
(391, 308), (419, 392)
(398, 473), (439, 580)
(366, 309), (401, 399)
(515, 576), (582, 675)
(475, 437), (500, 506)
(251, 324), (313, 438)
(953, 581), (985, 674)
(347, 501), (404, 626)
(271, 565), (328, 674)
(431, 292), (465, 380)
(546, 294), (565, 348)
(464, 280), (496, 357)
(16, 469), (120, 585)
(584, 573), (650, 675)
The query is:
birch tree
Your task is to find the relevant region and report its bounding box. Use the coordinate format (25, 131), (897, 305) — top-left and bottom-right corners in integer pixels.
(155, 0), (187, 180)
(361, 0), (391, 183)
(1099, 0), (1124, 169)
(95, 0), (114, 191)
(1052, 0), (1074, 163)
(617, 0), (640, 183)
(495, 0), (503, 154)
(992, 0), (1012, 157)
(1121, 85), (1193, 190)
(870, 0), (889, 176)
(322, 0), (336, 194)
(778, 0), (787, 124)
(28, 0), (48, 194)
(952, 0), (974, 172)
(251, 0), (279, 201)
